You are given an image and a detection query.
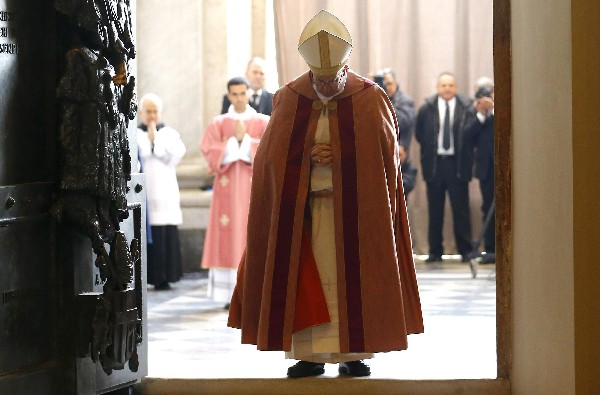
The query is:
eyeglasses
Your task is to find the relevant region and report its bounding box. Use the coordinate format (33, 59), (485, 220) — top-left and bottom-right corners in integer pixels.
(312, 67), (347, 88)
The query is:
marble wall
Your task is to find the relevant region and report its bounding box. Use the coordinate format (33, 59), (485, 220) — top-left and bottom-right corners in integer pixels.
(137, 0), (205, 157)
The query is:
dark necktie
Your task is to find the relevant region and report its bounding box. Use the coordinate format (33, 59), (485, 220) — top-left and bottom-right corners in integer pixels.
(443, 100), (451, 150)
(251, 93), (259, 109)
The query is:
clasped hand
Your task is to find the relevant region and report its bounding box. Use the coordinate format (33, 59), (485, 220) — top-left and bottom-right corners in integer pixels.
(147, 121), (156, 143)
(311, 144), (332, 166)
(475, 97), (494, 116)
(234, 120), (246, 142)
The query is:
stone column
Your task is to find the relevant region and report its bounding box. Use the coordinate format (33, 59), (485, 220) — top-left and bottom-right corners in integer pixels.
(202, 0), (228, 132)
(136, 0), (203, 157)
(251, 0), (266, 58)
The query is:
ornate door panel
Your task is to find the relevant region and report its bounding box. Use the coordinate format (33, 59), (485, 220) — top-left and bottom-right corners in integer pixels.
(58, 175), (147, 394)
(0, 0), (147, 393)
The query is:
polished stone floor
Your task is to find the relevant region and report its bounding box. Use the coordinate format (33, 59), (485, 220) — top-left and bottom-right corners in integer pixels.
(146, 256), (496, 380)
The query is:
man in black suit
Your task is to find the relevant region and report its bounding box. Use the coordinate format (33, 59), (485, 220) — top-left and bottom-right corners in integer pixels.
(415, 72), (475, 262)
(466, 77), (495, 260)
(221, 57), (273, 116)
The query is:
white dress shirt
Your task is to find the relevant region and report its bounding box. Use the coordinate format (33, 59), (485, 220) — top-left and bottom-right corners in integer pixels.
(437, 96), (456, 156)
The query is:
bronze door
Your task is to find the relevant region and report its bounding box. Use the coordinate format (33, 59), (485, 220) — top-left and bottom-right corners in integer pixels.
(0, 1), (147, 393)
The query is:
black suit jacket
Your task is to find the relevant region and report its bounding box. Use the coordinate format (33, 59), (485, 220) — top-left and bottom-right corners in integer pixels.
(415, 94), (475, 182)
(220, 90), (273, 116)
(390, 88), (416, 150)
(465, 112), (494, 181)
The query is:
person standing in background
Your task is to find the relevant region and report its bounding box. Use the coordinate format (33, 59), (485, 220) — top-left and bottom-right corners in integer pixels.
(466, 77), (495, 262)
(221, 57), (274, 116)
(381, 68), (416, 150)
(137, 93), (186, 290)
(227, 10), (423, 378)
(201, 77), (269, 308)
(399, 143), (417, 202)
(415, 72), (475, 263)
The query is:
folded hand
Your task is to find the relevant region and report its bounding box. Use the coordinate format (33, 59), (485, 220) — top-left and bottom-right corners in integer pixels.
(311, 144), (332, 166)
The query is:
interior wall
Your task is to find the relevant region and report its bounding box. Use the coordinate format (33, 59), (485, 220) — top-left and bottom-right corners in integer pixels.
(571, 1), (600, 392)
(226, 0), (252, 80)
(202, 0), (228, 144)
(136, 0), (203, 157)
(511, 0), (575, 393)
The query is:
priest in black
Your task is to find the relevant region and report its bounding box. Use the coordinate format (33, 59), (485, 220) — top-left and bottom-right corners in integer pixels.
(415, 72), (475, 262)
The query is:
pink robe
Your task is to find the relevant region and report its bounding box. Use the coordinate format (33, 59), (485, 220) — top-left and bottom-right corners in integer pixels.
(200, 113), (269, 269)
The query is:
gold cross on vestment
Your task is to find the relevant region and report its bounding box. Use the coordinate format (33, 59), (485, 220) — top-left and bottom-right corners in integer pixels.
(219, 214), (230, 227)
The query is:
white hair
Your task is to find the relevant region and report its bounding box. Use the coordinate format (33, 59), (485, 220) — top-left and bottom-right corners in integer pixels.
(139, 93), (163, 112)
(247, 56), (266, 71)
(476, 76), (494, 89)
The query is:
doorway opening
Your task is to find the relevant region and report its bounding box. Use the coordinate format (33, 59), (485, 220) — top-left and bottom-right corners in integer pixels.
(137, 0), (511, 388)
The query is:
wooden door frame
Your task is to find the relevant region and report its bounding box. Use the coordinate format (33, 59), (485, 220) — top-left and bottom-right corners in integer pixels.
(494, 0), (512, 381)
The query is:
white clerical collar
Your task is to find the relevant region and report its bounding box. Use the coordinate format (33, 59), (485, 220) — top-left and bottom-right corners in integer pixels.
(227, 104), (258, 120)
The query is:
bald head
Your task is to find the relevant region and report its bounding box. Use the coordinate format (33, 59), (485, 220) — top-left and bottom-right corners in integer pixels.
(245, 57), (266, 91)
(437, 73), (457, 101)
(140, 93), (163, 126)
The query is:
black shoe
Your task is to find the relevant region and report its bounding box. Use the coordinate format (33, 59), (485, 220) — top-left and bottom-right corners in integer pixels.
(223, 303), (231, 310)
(154, 282), (171, 291)
(339, 360), (371, 376)
(480, 253), (496, 264)
(461, 254), (471, 263)
(425, 254), (442, 263)
(287, 361), (325, 378)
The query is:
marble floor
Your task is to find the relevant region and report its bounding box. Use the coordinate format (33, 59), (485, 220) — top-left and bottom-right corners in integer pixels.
(146, 256), (497, 380)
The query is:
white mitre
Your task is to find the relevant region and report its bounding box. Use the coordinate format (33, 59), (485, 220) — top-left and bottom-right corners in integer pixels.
(298, 10), (353, 76)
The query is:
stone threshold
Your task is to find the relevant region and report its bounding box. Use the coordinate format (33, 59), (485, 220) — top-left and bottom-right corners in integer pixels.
(137, 377), (509, 395)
